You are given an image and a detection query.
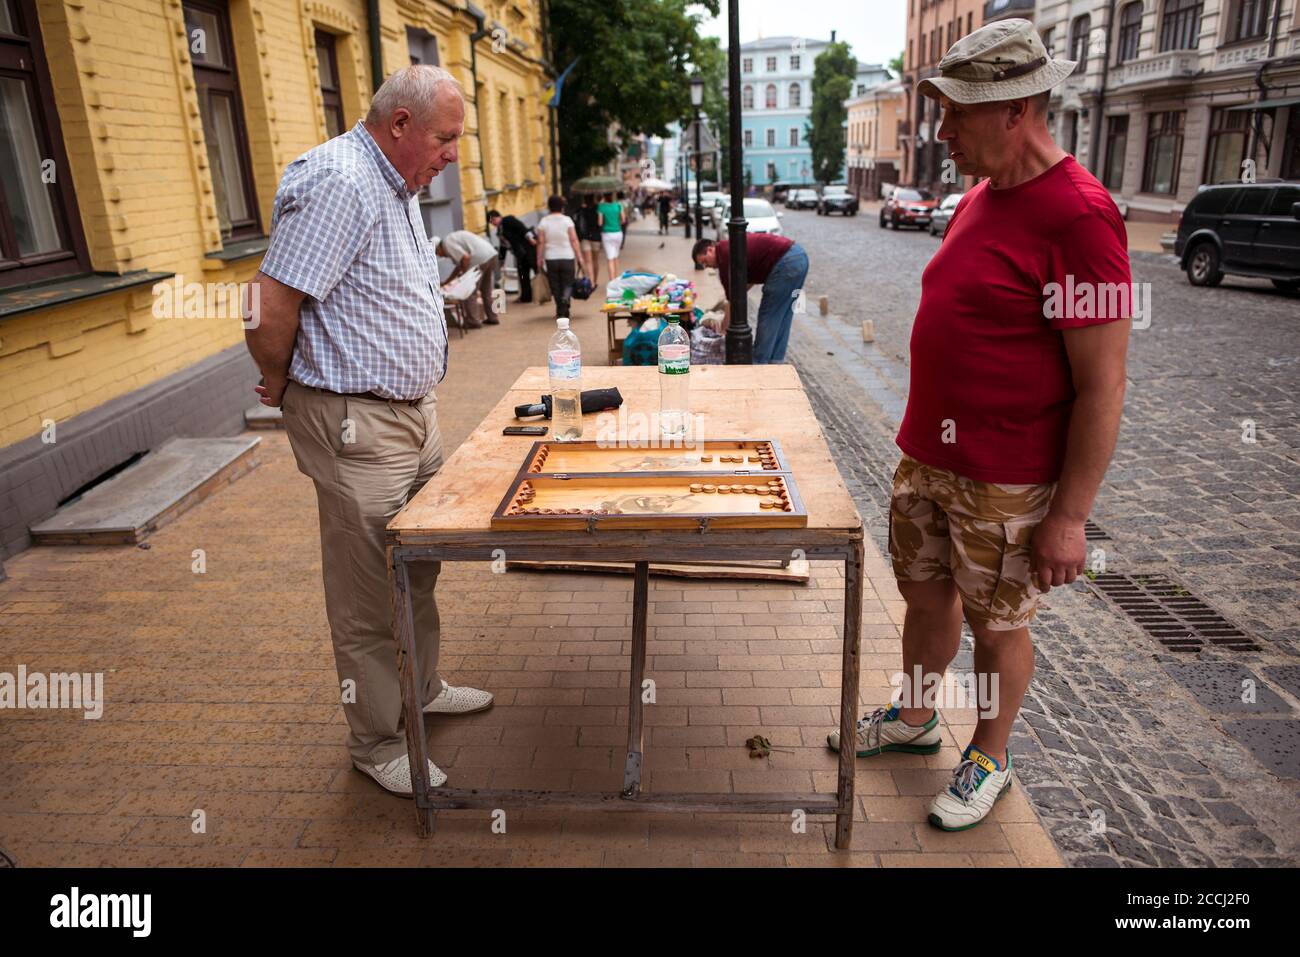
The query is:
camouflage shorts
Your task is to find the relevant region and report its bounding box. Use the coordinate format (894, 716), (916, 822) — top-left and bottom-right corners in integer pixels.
(888, 454), (1057, 631)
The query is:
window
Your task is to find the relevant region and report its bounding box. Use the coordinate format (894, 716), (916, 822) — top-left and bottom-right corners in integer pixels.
(766, 128), (776, 148)
(908, 39), (913, 69)
(1227, 0), (1271, 42)
(742, 57), (752, 73)
(1204, 107), (1250, 185)
(765, 84), (777, 109)
(1159, 0), (1202, 52)
(766, 161), (777, 181)
(742, 85), (754, 109)
(184, 0), (261, 241)
(743, 128), (753, 147)
(1233, 188), (1270, 215)
(789, 83), (801, 108)
(967, 12), (972, 34)
(1142, 110), (1185, 194)
(1104, 115), (1129, 189)
(1267, 185), (1300, 215)
(1118, 2), (1143, 63)
(315, 29), (344, 140)
(1070, 15), (1091, 74)
(790, 55), (800, 71)
(0, 0), (90, 288)
(1041, 27), (1055, 56)
(766, 56), (777, 72)
(789, 127), (800, 147)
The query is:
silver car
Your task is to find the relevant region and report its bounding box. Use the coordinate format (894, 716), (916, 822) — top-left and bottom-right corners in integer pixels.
(928, 192), (964, 237)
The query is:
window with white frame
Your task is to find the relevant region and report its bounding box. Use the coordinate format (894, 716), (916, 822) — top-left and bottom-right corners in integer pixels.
(766, 128), (776, 147)
(789, 127), (800, 147)
(789, 82), (801, 108)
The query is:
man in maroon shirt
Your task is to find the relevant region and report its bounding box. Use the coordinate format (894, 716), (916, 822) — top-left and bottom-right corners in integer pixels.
(825, 19), (1131, 832)
(691, 233), (808, 363)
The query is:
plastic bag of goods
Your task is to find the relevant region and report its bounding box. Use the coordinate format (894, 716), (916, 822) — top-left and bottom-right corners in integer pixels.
(690, 323), (725, 365)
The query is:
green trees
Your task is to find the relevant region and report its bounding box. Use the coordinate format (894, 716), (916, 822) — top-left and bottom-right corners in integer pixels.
(805, 40), (856, 185)
(547, 0), (721, 185)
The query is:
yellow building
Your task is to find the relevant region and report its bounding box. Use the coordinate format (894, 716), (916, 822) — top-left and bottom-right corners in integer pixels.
(0, 0), (552, 561)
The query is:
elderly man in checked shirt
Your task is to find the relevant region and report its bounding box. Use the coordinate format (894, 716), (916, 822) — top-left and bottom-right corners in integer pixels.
(246, 65), (493, 797)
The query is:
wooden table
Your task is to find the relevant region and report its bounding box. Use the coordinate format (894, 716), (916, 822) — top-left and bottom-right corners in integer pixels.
(386, 365), (865, 848)
(605, 305), (694, 364)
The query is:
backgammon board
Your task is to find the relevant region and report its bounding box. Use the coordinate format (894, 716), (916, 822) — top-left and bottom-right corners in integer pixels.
(492, 439), (806, 530)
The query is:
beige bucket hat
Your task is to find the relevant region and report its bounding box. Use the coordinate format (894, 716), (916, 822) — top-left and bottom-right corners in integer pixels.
(916, 18), (1076, 104)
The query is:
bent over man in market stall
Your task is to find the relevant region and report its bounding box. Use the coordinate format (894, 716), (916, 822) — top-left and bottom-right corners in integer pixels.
(244, 65), (494, 798)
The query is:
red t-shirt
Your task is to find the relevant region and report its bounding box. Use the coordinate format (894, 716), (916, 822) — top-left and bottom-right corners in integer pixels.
(716, 234), (794, 299)
(895, 155), (1130, 484)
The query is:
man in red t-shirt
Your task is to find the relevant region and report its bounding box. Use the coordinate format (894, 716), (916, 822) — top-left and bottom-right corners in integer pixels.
(692, 233), (809, 363)
(825, 19), (1131, 832)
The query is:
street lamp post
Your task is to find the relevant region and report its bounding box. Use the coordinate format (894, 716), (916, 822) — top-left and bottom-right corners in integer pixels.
(724, 0), (751, 364)
(690, 74), (704, 243)
(682, 144), (692, 239)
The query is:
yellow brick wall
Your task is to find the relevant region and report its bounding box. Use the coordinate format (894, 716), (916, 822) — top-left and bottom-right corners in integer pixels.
(1, 0), (552, 449)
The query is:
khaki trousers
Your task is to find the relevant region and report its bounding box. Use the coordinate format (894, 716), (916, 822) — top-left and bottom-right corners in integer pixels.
(281, 380), (444, 766)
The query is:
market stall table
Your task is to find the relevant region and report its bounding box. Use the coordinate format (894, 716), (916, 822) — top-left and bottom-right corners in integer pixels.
(604, 304), (693, 364)
(386, 365), (865, 848)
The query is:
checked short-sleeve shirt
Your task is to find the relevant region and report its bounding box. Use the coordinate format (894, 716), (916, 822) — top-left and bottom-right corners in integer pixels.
(261, 121), (448, 399)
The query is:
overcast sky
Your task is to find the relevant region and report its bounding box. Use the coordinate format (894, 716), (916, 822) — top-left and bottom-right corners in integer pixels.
(693, 0), (907, 69)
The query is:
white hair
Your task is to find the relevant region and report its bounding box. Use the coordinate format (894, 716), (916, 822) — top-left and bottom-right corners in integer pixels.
(366, 64), (463, 125)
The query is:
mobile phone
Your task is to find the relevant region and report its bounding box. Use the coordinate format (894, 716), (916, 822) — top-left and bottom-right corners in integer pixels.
(503, 425), (548, 436)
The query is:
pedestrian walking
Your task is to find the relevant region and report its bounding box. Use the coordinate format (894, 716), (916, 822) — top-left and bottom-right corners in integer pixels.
(245, 65), (494, 798)
(535, 194), (591, 320)
(824, 18), (1132, 833)
(691, 233), (809, 364)
(656, 191), (671, 235)
(597, 191), (626, 279)
(574, 194), (604, 286)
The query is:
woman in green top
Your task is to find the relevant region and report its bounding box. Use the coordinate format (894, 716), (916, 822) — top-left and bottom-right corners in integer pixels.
(596, 192), (626, 281)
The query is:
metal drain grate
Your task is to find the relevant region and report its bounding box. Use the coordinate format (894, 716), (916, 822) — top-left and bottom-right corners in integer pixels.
(1087, 573), (1257, 653)
(1084, 520), (1110, 541)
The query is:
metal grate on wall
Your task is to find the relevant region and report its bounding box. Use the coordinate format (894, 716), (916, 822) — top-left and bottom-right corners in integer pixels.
(1087, 572), (1257, 653)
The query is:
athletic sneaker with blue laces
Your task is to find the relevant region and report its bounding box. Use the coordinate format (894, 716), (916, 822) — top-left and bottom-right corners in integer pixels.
(927, 744), (1012, 830)
(826, 703), (942, 757)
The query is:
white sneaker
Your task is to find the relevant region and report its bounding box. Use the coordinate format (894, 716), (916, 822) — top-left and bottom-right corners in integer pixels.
(423, 678), (494, 715)
(353, 753), (448, 796)
(826, 703), (942, 757)
(927, 745), (1012, 831)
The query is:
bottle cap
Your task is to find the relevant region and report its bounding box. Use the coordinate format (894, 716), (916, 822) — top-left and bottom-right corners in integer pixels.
(556, 317), (570, 329)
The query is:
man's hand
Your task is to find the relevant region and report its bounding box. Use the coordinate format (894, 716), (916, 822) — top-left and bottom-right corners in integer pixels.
(255, 374), (288, 408)
(1030, 511), (1087, 591)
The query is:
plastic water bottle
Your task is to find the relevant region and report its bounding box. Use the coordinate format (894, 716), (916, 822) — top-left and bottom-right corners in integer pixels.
(658, 316), (690, 438)
(548, 317), (582, 441)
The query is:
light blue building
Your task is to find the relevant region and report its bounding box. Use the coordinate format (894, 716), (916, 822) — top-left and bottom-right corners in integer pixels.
(734, 37), (890, 187)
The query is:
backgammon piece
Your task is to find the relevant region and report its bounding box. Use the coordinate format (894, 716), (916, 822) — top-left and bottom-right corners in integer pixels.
(703, 484), (716, 493)
(701, 454), (713, 462)
(760, 500), (775, 509)
(746, 484), (759, 493)
(690, 483), (703, 493)
(719, 484), (733, 493)
(747, 456), (759, 463)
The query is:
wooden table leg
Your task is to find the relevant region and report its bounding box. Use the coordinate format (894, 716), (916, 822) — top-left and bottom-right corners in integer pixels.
(835, 539), (865, 849)
(621, 560), (650, 797)
(389, 546), (436, 837)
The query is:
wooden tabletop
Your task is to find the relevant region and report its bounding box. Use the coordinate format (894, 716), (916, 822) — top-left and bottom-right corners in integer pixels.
(389, 365), (862, 545)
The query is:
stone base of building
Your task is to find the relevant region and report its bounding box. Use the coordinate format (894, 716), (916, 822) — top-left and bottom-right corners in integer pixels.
(0, 344), (259, 560)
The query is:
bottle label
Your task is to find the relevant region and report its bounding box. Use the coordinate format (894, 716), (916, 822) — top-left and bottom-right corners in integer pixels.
(658, 343), (690, 375)
(549, 349), (581, 379)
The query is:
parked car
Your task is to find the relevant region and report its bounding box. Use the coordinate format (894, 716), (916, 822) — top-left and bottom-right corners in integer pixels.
(1175, 181), (1300, 290)
(928, 192), (964, 236)
(786, 188), (820, 210)
(817, 185), (858, 216)
(713, 198), (784, 237)
(880, 187), (938, 229)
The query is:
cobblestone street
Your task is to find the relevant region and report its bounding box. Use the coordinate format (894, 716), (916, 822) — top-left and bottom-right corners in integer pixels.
(777, 206), (1300, 866)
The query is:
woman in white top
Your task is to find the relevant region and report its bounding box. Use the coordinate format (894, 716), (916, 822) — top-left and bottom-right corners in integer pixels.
(534, 195), (592, 320)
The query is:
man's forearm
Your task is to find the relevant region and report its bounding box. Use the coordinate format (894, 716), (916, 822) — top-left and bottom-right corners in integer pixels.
(1050, 383), (1125, 521)
(245, 272), (304, 385)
